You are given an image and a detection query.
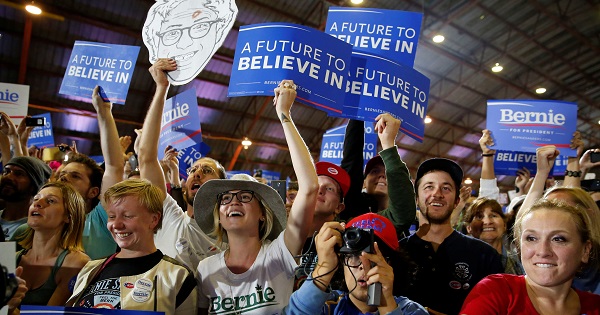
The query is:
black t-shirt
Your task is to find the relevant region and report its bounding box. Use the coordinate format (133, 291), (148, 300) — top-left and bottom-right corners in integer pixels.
(400, 231), (504, 315)
(77, 251), (163, 309)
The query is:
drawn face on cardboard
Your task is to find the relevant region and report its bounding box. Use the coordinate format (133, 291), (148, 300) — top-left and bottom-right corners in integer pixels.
(143, 0), (238, 86)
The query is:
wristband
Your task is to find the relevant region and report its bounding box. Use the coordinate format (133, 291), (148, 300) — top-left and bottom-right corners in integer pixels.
(170, 184), (182, 189)
(481, 153), (495, 157)
(565, 170), (582, 177)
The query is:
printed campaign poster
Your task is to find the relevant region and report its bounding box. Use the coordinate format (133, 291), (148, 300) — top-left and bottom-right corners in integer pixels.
(343, 52), (430, 142)
(158, 88), (202, 159)
(552, 154), (570, 176)
(143, 0), (238, 86)
(21, 306), (163, 315)
(59, 41), (140, 104)
(487, 100), (578, 157)
(228, 23), (354, 116)
(493, 150), (538, 176)
(0, 82), (29, 125)
(26, 113), (55, 148)
(325, 7), (423, 67)
(176, 142), (211, 180)
(319, 124), (378, 168)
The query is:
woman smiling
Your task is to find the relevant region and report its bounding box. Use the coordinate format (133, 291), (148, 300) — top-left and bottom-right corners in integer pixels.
(460, 199), (600, 314)
(195, 80), (318, 315)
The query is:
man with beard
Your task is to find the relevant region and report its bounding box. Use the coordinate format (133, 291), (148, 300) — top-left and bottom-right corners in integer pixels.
(0, 156), (51, 240)
(400, 158), (502, 315)
(138, 59), (223, 273)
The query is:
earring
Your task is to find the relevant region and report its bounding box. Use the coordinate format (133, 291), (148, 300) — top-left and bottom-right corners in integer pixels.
(260, 217), (265, 221)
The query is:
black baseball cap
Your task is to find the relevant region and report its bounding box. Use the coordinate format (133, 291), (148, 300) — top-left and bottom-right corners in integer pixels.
(414, 158), (463, 195)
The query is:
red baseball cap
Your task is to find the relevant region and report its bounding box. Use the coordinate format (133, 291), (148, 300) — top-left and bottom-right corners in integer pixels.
(347, 213), (399, 252)
(315, 161), (351, 198)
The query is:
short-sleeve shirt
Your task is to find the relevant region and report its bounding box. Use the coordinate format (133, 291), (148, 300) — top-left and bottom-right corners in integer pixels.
(83, 203), (117, 260)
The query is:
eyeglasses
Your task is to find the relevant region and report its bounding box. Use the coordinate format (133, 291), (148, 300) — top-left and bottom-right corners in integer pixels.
(158, 20), (218, 46)
(344, 254), (363, 269)
(186, 165), (216, 176)
(219, 190), (255, 205)
(2, 167), (28, 178)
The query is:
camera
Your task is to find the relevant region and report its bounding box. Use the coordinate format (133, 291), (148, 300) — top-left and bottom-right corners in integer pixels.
(339, 228), (380, 306)
(340, 227), (374, 255)
(0, 264), (18, 309)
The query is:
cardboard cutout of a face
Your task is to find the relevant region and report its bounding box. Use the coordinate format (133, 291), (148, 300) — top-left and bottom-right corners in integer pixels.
(143, 0), (238, 86)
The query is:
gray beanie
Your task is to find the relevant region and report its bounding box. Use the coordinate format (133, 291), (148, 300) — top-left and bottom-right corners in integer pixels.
(6, 156), (52, 193)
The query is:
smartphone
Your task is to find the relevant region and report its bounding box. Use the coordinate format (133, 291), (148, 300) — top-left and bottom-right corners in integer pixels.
(42, 147), (65, 162)
(591, 152), (600, 163)
(25, 117), (46, 127)
(581, 179), (600, 192)
(270, 180), (287, 203)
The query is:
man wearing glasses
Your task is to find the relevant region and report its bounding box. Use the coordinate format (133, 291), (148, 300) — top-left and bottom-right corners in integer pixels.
(143, 0), (237, 85)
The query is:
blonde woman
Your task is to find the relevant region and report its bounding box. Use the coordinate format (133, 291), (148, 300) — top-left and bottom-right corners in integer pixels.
(195, 80), (318, 314)
(460, 199), (600, 314)
(17, 182), (89, 306)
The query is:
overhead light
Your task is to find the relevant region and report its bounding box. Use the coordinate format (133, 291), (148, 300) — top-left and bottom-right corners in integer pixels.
(350, 0), (364, 4)
(491, 63), (503, 73)
(241, 137), (252, 149)
(25, 1), (42, 15)
(535, 87), (546, 94)
(464, 177), (473, 185)
(432, 34), (445, 43)
(424, 115), (432, 124)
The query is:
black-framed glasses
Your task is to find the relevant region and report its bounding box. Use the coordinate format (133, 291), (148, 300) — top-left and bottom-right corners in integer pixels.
(219, 190), (255, 205)
(158, 20), (218, 46)
(344, 254), (363, 269)
(186, 165), (216, 176)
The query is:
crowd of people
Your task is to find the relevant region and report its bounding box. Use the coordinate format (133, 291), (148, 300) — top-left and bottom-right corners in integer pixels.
(1, 59), (600, 315)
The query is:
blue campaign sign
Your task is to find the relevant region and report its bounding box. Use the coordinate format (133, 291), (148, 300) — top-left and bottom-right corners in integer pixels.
(26, 113), (54, 148)
(228, 23), (353, 116)
(325, 7), (423, 67)
(176, 142), (211, 180)
(343, 52), (429, 142)
(21, 305), (163, 315)
(552, 155), (570, 176)
(493, 150), (538, 176)
(486, 100), (578, 157)
(158, 88), (202, 159)
(319, 123), (377, 168)
(59, 41), (140, 104)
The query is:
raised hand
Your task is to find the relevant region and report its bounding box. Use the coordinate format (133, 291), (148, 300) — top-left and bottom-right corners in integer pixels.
(374, 113), (400, 150)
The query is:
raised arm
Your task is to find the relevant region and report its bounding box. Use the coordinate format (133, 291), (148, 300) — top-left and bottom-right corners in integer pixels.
(563, 131), (584, 187)
(340, 119), (365, 221)
(276, 80), (318, 256)
(519, 145), (559, 218)
(580, 148), (600, 179)
(92, 86), (124, 205)
(0, 112), (25, 157)
(138, 58), (177, 195)
(479, 129), (499, 200)
(17, 117), (34, 157)
(375, 114), (416, 236)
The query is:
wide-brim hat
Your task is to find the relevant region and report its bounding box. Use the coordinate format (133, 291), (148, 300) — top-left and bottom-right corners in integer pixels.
(414, 158), (463, 192)
(193, 174), (286, 241)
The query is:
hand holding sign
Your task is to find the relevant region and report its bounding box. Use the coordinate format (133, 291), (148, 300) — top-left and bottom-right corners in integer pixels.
(570, 131), (584, 158)
(274, 80), (297, 116)
(0, 112), (17, 137)
(479, 129), (496, 155)
(149, 58), (177, 88)
(374, 113), (400, 149)
(92, 86), (112, 115)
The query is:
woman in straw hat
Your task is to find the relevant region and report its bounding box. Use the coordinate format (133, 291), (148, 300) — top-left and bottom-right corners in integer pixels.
(195, 80), (318, 315)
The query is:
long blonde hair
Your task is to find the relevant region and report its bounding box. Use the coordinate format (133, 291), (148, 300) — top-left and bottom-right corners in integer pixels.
(19, 182), (86, 252)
